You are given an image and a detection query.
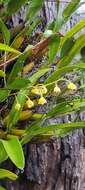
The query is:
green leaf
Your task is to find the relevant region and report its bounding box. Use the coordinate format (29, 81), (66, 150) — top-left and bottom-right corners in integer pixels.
(1, 137), (25, 169)
(58, 35), (85, 68)
(46, 99), (85, 118)
(5, 89), (28, 128)
(60, 38), (75, 58)
(22, 121), (85, 144)
(0, 186), (6, 190)
(0, 169), (17, 180)
(62, 18), (85, 44)
(0, 70), (5, 77)
(7, 78), (31, 90)
(0, 43), (21, 54)
(0, 89), (10, 103)
(7, 53), (28, 84)
(63, 0), (80, 20)
(7, 0), (27, 15)
(53, 127), (73, 137)
(53, 0), (81, 32)
(26, 17), (42, 36)
(80, 84), (85, 89)
(80, 46), (85, 63)
(27, 0), (44, 21)
(45, 63), (85, 85)
(30, 68), (50, 84)
(48, 35), (60, 64)
(11, 36), (24, 50)
(44, 30), (53, 38)
(0, 142), (8, 163)
(53, 8), (64, 32)
(56, 0), (60, 14)
(43, 122), (85, 137)
(0, 18), (10, 45)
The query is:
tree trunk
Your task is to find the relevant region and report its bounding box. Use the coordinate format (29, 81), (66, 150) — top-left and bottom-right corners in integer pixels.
(1, 1), (85, 190)
(4, 128), (85, 190)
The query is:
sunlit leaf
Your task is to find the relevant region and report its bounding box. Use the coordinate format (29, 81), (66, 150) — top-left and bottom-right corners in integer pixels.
(0, 169), (17, 180)
(63, 0), (80, 20)
(0, 186), (6, 190)
(0, 43), (21, 54)
(0, 70), (5, 77)
(1, 137), (25, 169)
(30, 68), (50, 84)
(62, 18), (85, 45)
(11, 36), (24, 50)
(0, 142), (8, 163)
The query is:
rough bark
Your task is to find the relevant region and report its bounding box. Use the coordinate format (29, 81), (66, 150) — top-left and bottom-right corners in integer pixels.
(1, 1), (85, 190)
(3, 128), (85, 190)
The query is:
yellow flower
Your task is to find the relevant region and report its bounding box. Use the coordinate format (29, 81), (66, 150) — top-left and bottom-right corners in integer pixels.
(26, 99), (34, 108)
(54, 84), (61, 94)
(39, 85), (47, 94)
(15, 103), (21, 111)
(67, 82), (77, 90)
(31, 85), (47, 95)
(38, 96), (47, 105)
(31, 87), (40, 95)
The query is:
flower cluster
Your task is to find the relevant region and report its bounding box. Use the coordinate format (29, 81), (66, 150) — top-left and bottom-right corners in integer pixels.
(15, 81), (77, 111)
(31, 85), (47, 105)
(31, 85), (47, 95)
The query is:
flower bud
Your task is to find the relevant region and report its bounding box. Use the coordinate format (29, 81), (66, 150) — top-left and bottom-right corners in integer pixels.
(38, 96), (47, 105)
(54, 84), (61, 94)
(67, 82), (77, 90)
(40, 85), (47, 94)
(26, 99), (34, 108)
(31, 87), (40, 95)
(15, 103), (21, 111)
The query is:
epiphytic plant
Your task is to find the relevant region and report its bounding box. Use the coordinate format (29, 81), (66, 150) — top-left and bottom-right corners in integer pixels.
(0, 0), (85, 189)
